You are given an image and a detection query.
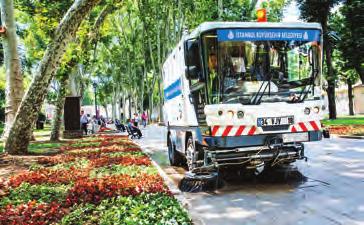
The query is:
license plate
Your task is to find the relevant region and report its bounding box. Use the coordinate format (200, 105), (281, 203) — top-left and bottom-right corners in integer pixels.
(257, 116), (294, 127)
(283, 132), (309, 142)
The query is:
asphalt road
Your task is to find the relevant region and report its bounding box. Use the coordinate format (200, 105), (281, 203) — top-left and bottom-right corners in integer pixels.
(135, 125), (364, 225)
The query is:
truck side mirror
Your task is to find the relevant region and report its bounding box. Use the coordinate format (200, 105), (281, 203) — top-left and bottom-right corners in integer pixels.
(185, 66), (199, 80)
(185, 39), (201, 80)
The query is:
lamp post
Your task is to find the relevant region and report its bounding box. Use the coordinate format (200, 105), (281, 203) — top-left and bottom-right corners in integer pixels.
(92, 81), (98, 118)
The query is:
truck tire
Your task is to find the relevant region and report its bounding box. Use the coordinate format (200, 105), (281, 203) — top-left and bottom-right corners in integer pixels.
(168, 134), (183, 166)
(186, 135), (196, 171)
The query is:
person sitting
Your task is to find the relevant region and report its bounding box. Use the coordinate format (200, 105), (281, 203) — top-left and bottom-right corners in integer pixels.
(115, 119), (126, 132)
(208, 53), (218, 73)
(90, 115), (99, 134)
(127, 119), (142, 138)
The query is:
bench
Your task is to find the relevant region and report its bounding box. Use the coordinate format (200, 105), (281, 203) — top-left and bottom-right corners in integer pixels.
(126, 126), (140, 139)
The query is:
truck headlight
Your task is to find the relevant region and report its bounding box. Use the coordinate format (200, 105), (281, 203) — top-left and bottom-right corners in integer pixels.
(304, 107), (311, 115)
(313, 106), (320, 113)
(237, 111), (244, 119)
(227, 110), (234, 118)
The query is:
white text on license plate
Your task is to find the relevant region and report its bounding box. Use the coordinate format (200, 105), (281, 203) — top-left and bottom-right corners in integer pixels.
(257, 116), (293, 127)
(283, 132), (309, 143)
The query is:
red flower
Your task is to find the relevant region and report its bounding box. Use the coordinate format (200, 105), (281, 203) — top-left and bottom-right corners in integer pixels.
(0, 201), (67, 225)
(90, 155), (151, 168)
(66, 174), (170, 205)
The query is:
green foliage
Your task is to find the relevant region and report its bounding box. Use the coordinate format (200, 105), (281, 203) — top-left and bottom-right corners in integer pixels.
(51, 159), (90, 170)
(12, 0), (290, 120)
(60, 193), (192, 225)
(330, 1), (364, 83)
(0, 183), (70, 207)
(82, 91), (94, 105)
(332, 50), (358, 84)
(297, 0), (341, 23)
(90, 165), (157, 178)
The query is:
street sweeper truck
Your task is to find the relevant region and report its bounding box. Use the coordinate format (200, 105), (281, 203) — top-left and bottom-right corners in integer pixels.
(162, 21), (325, 177)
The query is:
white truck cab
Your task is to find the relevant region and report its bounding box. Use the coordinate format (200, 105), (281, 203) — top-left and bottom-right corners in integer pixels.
(163, 22), (324, 173)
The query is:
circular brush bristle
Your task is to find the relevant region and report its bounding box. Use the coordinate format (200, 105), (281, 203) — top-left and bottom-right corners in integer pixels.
(178, 172), (223, 193)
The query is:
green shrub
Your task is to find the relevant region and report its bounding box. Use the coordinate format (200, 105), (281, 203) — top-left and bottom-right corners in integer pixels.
(90, 165), (157, 178)
(0, 183), (70, 207)
(60, 193), (191, 225)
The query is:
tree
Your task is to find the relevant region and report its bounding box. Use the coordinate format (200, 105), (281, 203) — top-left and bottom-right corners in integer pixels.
(0, 0), (24, 138)
(5, 0), (101, 154)
(337, 0), (364, 84)
(297, 0), (341, 119)
(50, 73), (68, 141)
(333, 51), (358, 115)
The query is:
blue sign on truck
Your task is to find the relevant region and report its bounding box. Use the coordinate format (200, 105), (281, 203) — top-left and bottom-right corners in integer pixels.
(218, 29), (321, 42)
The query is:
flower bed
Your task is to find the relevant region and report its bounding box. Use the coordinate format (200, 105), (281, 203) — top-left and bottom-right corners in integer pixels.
(327, 125), (364, 135)
(0, 135), (191, 224)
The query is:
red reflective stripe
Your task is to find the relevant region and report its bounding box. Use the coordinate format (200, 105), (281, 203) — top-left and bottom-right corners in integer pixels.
(298, 122), (308, 132)
(310, 121), (319, 131)
(222, 126), (233, 137)
(291, 126), (297, 132)
(235, 126), (246, 136)
(248, 126), (256, 136)
(211, 126), (219, 136)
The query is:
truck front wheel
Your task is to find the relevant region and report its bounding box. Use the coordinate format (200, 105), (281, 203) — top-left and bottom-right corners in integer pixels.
(186, 135), (197, 171)
(168, 134), (183, 166)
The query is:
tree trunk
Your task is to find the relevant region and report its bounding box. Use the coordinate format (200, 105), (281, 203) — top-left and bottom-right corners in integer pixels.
(347, 78), (354, 116)
(149, 92), (153, 122)
(157, 75), (163, 122)
(5, 0), (101, 154)
(128, 95), (131, 119)
(323, 22), (337, 120)
(0, 0), (24, 139)
(50, 76), (68, 141)
(111, 87), (116, 120)
(103, 104), (109, 119)
(122, 94), (126, 122)
(218, 0), (223, 20)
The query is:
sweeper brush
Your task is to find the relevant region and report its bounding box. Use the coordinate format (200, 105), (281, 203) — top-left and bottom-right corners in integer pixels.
(178, 172), (222, 193)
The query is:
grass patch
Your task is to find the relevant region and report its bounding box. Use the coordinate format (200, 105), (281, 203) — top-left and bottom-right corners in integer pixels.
(322, 116), (364, 126)
(0, 141), (61, 155)
(28, 142), (62, 154)
(0, 124), (62, 154)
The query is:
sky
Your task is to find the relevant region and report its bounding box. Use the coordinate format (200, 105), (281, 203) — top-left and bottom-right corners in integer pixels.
(282, 1), (301, 22)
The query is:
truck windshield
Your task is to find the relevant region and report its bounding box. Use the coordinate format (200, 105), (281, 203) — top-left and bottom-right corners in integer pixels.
(202, 29), (322, 104)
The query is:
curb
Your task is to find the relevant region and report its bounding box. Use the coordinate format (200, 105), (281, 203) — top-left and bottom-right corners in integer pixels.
(337, 135), (364, 140)
(330, 134), (364, 139)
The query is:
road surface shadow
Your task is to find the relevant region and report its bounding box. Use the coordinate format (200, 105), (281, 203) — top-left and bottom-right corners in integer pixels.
(217, 166), (308, 194)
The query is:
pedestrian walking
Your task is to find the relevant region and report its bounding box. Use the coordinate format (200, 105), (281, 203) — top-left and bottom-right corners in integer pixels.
(80, 110), (89, 135)
(142, 111), (148, 128)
